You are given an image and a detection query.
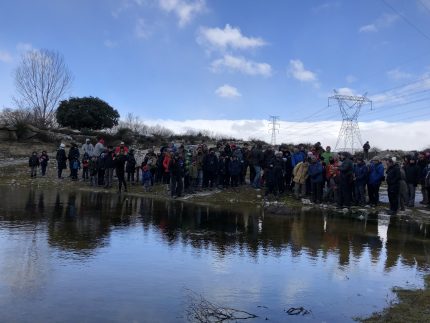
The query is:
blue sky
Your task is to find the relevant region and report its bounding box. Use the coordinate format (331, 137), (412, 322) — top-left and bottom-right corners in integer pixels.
(1, 0), (430, 148)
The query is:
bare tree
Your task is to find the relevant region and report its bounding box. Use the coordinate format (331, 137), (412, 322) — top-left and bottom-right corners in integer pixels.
(14, 49), (72, 128)
(123, 112), (148, 134)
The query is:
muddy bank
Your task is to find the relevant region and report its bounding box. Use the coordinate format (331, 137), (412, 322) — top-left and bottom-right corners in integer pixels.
(1, 161), (430, 223)
(359, 275), (430, 323)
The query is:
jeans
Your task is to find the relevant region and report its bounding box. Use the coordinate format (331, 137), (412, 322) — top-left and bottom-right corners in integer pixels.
(407, 183), (416, 207)
(104, 168), (114, 187)
(253, 166), (261, 188)
(354, 182), (366, 205)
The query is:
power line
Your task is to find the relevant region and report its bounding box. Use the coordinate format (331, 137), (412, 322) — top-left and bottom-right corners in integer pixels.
(418, 0), (430, 16)
(381, 0), (430, 42)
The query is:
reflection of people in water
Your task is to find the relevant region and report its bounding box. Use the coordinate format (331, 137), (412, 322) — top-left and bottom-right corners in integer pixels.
(38, 192), (45, 213)
(66, 193), (77, 218)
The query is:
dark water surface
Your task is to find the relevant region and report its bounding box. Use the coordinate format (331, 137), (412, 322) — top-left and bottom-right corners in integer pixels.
(0, 187), (429, 322)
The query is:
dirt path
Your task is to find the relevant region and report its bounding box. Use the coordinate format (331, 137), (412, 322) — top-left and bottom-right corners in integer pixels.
(0, 158), (27, 167)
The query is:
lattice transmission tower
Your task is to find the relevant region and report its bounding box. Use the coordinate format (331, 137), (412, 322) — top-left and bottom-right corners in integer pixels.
(328, 90), (372, 153)
(268, 116), (280, 146)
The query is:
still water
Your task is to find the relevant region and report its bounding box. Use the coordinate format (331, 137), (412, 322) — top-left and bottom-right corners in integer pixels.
(0, 187), (429, 323)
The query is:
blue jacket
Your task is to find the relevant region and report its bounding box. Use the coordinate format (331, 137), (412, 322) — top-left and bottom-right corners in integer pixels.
(291, 151), (305, 168)
(308, 161), (323, 183)
(142, 170), (152, 182)
(354, 163), (368, 185)
(368, 162), (384, 185)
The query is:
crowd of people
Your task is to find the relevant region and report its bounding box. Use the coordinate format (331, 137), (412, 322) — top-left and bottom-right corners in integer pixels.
(27, 138), (430, 214)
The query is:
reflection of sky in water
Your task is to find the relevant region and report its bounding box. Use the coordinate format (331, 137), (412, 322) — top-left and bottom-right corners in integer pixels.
(0, 187), (429, 322)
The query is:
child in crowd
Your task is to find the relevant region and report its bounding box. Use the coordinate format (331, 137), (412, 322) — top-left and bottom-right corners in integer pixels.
(71, 157), (81, 181)
(89, 156), (98, 186)
(141, 165), (152, 192)
(29, 151), (39, 178)
(39, 151), (49, 176)
(82, 153), (90, 181)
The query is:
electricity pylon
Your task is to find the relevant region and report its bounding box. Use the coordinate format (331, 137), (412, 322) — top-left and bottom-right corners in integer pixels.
(269, 116), (280, 145)
(329, 90), (372, 154)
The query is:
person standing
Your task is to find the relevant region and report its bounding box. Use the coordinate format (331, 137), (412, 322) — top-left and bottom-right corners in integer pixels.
(292, 158), (309, 199)
(82, 138), (94, 157)
(399, 159), (409, 211)
(251, 144), (264, 189)
(417, 152), (429, 205)
(404, 156), (420, 207)
(103, 146), (115, 188)
(386, 157), (401, 215)
(337, 152), (354, 208)
(126, 149), (137, 184)
(89, 156), (98, 187)
(169, 153), (184, 198)
(368, 157), (384, 207)
(321, 146), (333, 163)
(67, 143), (80, 177)
(55, 143), (67, 179)
(353, 157), (368, 206)
(39, 151), (49, 176)
(29, 152), (39, 178)
(308, 156), (323, 204)
(363, 141), (370, 161)
(93, 138), (105, 158)
(115, 147), (128, 193)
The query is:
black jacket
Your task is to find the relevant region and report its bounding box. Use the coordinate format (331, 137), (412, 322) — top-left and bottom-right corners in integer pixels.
(404, 163), (420, 185)
(203, 153), (218, 173)
(29, 155), (39, 167)
(386, 164), (401, 187)
(126, 154), (136, 172)
(115, 154), (127, 174)
(56, 149), (67, 169)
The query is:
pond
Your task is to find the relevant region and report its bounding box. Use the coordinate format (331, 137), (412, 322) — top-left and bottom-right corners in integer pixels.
(0, 186), (429, 322)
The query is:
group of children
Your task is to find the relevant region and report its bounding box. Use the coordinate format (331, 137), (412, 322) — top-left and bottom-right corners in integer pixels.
(28, 151), (49, 178)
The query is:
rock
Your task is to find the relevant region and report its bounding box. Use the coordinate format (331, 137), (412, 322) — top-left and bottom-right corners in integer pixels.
(19, 128), (38, 140)
(264, 204), (291, 215)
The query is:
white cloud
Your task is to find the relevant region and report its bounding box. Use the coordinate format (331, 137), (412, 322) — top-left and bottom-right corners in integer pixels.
(359, 13), (398, 33)
(288, 59), (318, 83)
(386, 68), (413, 80)
(215, 84), (241, 98)
(142, 119), (430, 150)
(16, 42), (33, 52)
(104, 39), (118, 48)
(197, 24), (266, 52)
(312, 1), (341, 13)
(336, 87), (357, 96)
(0, 50), (12, 63)
(211, 54), (272, 77)
(346, 75), (357, 83)
(135, 18), (150, 39)
(158, 0), (206, 27)
(359, 24), (377, 33)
